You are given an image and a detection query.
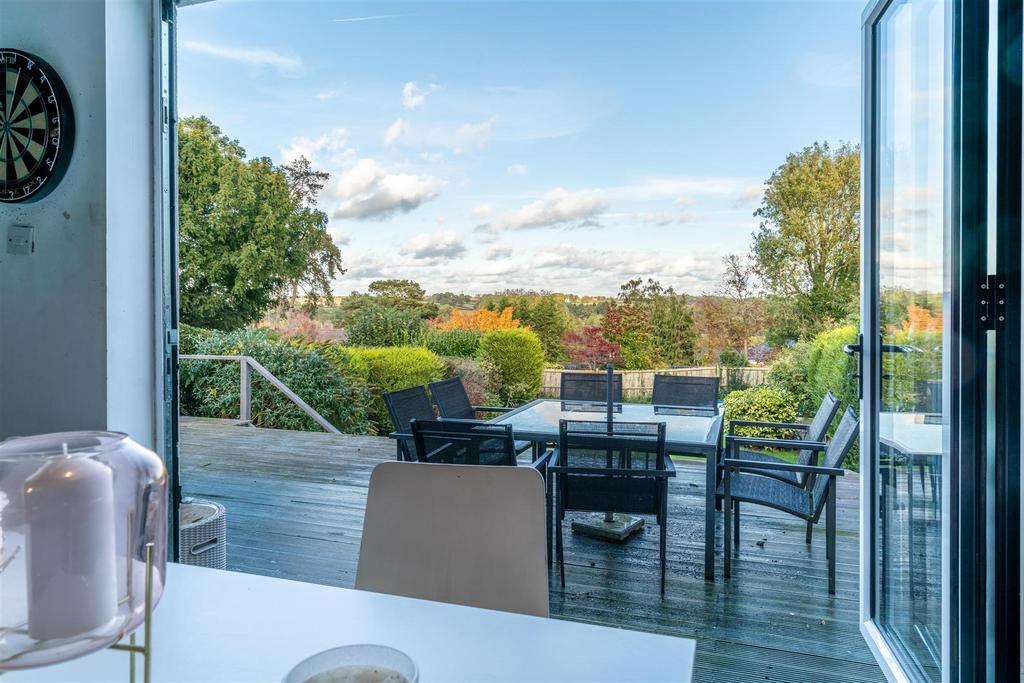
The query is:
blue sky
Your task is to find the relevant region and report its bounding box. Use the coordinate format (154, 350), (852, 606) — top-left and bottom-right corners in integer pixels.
(178, 0), (863, 296)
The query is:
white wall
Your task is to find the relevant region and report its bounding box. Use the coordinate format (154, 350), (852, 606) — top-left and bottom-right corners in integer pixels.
(0, 0), (159, 449)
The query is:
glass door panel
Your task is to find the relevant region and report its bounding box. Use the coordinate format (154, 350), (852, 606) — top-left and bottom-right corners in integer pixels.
(874, 0), (948, 679)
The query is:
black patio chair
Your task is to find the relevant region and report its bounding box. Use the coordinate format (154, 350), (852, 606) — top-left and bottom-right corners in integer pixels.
(724, 390), (841, 489)
(721, 406), (859, 594)
(429, 377), (535, 457)
(652, 374), (719, 411)
(552, 419), (675, 594)
(383, 386), (435, 462)
(559, 372), (623, 403)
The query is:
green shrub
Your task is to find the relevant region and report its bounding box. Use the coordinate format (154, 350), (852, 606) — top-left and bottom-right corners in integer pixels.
(345, 305), (424, 347)
(718, 350), (748, 367)
(419, 328), (482, 358)
(805, 324), (860, 417)
(477, 328), (546, 407)
(722, 386), (798, 439)
(345, 346), (445, 433)
(767, 342), (814, 416)
(179, 327), (370, 433)
(318, 343), (372, 384)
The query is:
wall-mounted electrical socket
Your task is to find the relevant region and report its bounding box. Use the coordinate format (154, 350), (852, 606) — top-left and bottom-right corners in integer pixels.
(7, 225), (34, 255)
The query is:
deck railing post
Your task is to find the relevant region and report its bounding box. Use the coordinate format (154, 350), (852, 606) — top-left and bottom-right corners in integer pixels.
(240, 358), (252, 425)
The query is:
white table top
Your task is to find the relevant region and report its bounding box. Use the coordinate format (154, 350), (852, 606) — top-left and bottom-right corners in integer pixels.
(6, 563), (695, 682)
(878, 412), (944, 458)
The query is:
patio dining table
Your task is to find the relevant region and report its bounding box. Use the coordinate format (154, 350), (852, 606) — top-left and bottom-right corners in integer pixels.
(489, 399), (725, 580)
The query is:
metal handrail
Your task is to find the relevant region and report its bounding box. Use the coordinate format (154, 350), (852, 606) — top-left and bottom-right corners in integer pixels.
(179, 354), (340, 434)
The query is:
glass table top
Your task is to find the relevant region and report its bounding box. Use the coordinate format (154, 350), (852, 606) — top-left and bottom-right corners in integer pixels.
(491, 400), (721, 448)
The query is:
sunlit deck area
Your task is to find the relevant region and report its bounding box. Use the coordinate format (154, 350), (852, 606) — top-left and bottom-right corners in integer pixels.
(179, 417), (883, 683)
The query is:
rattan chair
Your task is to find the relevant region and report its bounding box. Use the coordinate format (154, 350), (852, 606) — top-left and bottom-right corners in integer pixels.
(651, 374), (719, 411)
(383, 386), (435, 462)
(552, 419), (675, 594)
(559, 372), (624, 403)
(721, 406), (859, 594)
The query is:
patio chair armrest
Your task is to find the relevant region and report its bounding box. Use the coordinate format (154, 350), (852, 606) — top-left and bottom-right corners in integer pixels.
(388, 431), (413, 441)
(724, 435), (826, 451)
(721, 458), (845, 477)
(661, 453), (677, 476)
(728, 420), (809, 435)
(473, 405), (513, 414)
(529, 448), (558, 472)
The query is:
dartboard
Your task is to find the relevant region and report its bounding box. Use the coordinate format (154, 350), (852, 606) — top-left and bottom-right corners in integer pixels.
(0, 49), (74, 203)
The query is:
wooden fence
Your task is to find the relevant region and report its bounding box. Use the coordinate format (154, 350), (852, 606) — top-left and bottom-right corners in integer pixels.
(541, 366), (770, 400)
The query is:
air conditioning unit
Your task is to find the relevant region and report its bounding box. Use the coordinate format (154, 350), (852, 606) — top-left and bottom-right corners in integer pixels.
(179, 499), (227, 570)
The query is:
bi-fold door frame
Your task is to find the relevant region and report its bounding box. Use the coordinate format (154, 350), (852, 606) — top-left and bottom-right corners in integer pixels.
(861, 0), (1023, 680)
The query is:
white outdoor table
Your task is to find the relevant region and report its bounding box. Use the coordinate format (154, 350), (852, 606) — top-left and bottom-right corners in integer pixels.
(5, 563), (696, 683)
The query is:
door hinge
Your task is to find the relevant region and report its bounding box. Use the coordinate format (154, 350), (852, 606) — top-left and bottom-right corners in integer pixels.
(981, 274), (1006, 330)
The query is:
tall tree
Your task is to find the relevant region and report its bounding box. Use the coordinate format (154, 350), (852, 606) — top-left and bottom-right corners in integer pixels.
(602, 278), (697, 369)
(279, 157), (344, 314)
(340, 279), (439, 320)
(716, 253), (763, 355)
(178, 116), (343, 330)
(751, 141), (860, 342)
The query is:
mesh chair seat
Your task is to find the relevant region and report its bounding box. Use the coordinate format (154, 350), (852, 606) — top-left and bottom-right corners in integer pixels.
(733, 449), (800, 485)
(717, 472), (812, 518)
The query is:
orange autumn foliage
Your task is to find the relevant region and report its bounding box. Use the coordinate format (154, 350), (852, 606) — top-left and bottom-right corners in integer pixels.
(433, 307), (521, 332)
(902, 304), (943, 333)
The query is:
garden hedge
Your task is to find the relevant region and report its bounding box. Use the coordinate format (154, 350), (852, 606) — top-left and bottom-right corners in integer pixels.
(722, 386), (798, 439)
(477, 328), (546, 406)
(179, 326), (371, 434)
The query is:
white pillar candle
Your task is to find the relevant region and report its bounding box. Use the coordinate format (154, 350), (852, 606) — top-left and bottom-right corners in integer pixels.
(23, 454), (118, 641)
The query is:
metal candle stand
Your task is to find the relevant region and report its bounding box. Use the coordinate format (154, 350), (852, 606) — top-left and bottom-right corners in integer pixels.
(108, 542), (156, 683)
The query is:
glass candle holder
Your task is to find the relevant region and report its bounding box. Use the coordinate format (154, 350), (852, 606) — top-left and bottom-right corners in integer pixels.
(0, 431), (168, 670)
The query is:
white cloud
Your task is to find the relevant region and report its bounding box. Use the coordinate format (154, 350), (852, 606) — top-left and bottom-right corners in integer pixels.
(457, 118), (496, 137)
(796, 51), (859, 89)
(486, 245), (513, 260)
(635, 212), (677, 226)
(280, 128), (352, 167)
(470, 204), (493, 220)
(314, 90), (339, 102)
(613, 177), (760, 202)
(402, 231), (467, 260)
(180, 39), (303, 76)
(507, 164), (529, 176)
(331, 158), (443, 220)
(402, 81), (436, 110)
(331, 229), (352, 246)
(384, 118), (408, 146)
(482, 188), (609, 232)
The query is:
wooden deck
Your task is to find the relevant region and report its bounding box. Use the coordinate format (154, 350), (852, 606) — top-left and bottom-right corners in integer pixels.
(179, 417), (883, 683)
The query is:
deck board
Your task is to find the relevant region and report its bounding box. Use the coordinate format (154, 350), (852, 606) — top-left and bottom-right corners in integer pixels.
(179, 417), (884, 683)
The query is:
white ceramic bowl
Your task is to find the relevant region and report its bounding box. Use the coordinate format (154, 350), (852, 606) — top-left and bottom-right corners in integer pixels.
(282, 644), (418, 683)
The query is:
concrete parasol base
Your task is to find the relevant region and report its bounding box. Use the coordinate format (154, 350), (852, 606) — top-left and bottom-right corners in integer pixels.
(571, 513), (645, 542)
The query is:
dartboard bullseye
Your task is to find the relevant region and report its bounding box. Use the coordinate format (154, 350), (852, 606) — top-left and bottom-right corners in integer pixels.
(0, 49), (74, 204)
